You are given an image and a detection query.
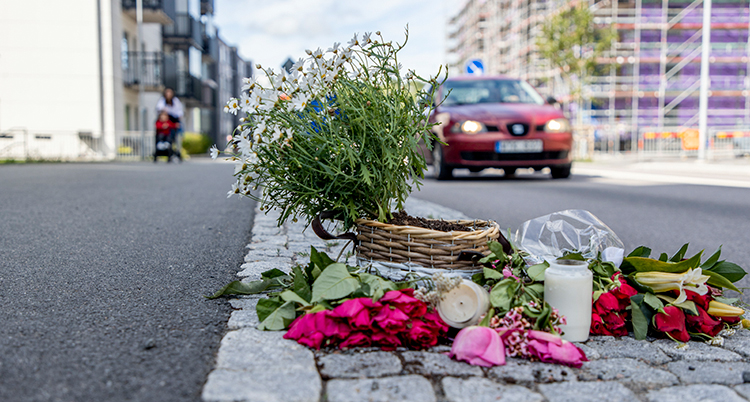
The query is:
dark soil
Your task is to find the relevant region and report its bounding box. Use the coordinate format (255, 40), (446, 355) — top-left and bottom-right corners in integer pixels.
(386, 211), (471, 232)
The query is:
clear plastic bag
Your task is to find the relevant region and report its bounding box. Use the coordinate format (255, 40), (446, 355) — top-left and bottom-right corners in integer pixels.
(515, 209), (625, 265)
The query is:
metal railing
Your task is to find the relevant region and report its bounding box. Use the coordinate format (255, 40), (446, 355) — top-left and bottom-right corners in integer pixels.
(0, 129), (162, 161)
(163, 13), (203, 49)
(123, 51), (164, 89)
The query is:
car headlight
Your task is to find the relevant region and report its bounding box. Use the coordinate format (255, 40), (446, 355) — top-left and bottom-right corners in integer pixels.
(452, 120), (487, 134)
(543, 118), (571, 133)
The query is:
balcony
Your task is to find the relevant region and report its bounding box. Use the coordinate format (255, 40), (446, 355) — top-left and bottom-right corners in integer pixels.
(165, 71), (202, 103)
(163, 13), (203, 50)
(121, 0), (175, 25)
(122, 51), (164, 91)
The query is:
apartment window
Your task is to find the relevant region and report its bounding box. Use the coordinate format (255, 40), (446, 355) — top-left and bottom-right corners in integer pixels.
(121, 33), (129, 71)
(125, 104), (131, 131)
(189, 46), (202, 78)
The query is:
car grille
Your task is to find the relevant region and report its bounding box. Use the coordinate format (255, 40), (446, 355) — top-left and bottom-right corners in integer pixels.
(460, 150), (569, 161)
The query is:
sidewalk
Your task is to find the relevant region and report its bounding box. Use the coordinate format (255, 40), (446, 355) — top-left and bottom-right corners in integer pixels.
(573, 158), (750, 188)
(202, 197), (750, 402)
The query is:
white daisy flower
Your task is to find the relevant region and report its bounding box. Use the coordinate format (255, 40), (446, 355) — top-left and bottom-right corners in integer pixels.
(209, 145), (219, 159)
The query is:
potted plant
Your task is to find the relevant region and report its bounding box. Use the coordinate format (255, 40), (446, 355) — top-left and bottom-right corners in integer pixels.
(212, 30), (501, 272)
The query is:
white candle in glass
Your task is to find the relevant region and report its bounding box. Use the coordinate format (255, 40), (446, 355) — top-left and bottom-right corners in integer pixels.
(543, 259), (592, 342)
(438, 280), (490, 328)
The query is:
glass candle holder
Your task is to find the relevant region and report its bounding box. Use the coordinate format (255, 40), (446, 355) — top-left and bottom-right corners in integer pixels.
(543, 259), (592, 342)
(438, 279), (490, 328)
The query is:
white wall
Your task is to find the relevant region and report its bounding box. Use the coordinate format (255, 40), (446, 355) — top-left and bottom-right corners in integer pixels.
(0, 0), (119, 158)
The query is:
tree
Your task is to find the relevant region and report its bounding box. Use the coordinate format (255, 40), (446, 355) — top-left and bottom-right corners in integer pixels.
(536, 2), (615, 120)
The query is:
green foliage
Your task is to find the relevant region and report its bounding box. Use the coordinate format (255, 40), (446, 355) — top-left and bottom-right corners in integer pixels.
(206, 247), (413, 331)
(536, 3), (615, 101)
(229, 30), (446, 229)
(182, 132), (212, 155)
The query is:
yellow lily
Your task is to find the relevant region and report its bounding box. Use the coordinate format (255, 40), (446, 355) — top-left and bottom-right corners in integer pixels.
(707, 300), (745, 317)
(634, 268), (710, 304)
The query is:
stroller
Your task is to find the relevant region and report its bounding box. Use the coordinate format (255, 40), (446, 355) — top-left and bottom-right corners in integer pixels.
(153, 112), (182, 162)
(153, 131), (174, 162)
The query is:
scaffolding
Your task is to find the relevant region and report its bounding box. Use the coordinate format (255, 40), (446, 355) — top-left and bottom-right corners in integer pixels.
(447, 0), (750, 158)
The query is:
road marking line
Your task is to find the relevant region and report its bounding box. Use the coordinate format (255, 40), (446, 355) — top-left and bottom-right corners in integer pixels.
(573, 167), (750, 189)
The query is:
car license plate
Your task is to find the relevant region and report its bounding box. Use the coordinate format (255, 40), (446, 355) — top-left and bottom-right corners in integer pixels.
(496, 140), (543, 153)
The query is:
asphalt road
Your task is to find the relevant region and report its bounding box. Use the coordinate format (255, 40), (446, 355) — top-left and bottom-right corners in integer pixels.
(412, 167), (750, 298)
(0, 161), (254, 402)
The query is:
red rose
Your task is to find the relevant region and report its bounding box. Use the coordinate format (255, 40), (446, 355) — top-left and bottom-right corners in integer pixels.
(602, 312), (627, 333)
(612, 283), (637, 309)
(379, 289), (428, 317)
(590, 313), (613, 336)
(685, 306), (723, 337)
(372, 330), (402, 350)
(685, 290), (711, 311)
(332, 298), (381, 330)
(422, 311), (449, 333)
(720, 316), (742, 325)
(654, 305), (690, 342)
(284, 310), (350, 349)
(340, 331), (372, 349)
(404, 319), (439, 349)
(594, 292), (620, 315)
(373, 305), (410, 333)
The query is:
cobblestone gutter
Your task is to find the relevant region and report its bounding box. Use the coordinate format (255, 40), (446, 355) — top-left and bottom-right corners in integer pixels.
(202, 198), (750, 402)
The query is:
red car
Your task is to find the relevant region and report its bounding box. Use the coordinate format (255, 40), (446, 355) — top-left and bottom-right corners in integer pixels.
(423, 76), (573, 180)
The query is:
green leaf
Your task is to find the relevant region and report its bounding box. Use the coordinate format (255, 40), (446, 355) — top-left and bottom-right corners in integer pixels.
(643, 293), (664, 311)
(559, 252), (585, 261)
(714, 296), (739, 305)
(472, 272), (485, 286)
(292, 266), (312, 302)
(310, 247), (335, 271)
(479, 308), (494, 327)
(358, 273), (397, 301)
(703, 270), (741, 293)
(483, 267), (503, 280)
(527, 262), (549, 282)
(351, 283), (372, 299)
(205, 279), (277, 299)
(628, 246), (652, 258)
(673, 300), (698, 316)
(670, 243), (690, 262)
(621, 252), (703, 274)
(658, 253), (669, 262)
(308, 304), (327, 314)
(257, 301), (297, 331)
(311, 263), (360, 302)
(705, 261), (747, 283)
(256, 297), (283, 322)
(280, 290), (311, 306)
(488, 241), (506, 259)
(630, 294), (650, 340)
(525, 283), (545, 299)
(489, 279), (518, 313)
(701, 246), (722, 269)
(261, 268), (288, 279)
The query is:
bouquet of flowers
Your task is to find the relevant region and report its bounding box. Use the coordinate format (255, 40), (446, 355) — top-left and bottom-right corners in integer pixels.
(213, 30), (445, 229)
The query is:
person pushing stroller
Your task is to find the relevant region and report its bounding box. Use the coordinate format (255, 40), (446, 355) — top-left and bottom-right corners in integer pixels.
(154, 110), (178, 162)
(155, 87), (184, 161)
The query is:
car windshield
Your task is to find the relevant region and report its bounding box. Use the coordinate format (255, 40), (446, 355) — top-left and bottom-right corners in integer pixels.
(442, 79), (545, 106)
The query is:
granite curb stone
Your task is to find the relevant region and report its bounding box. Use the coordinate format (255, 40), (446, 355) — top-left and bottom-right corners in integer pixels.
(318, 352), (402, 379)
(326, 375), (436, 402)
(202, 197), (750, 402)
(646, 384), (747, 402)
(441, 377), (544, 402)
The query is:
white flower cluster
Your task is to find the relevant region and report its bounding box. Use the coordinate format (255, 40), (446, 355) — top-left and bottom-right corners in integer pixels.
(211, 32), (419, 199)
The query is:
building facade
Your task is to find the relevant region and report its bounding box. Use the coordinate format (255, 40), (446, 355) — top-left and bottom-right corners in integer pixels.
(0, 0), (250, 160)
(448, 0), (750, 155)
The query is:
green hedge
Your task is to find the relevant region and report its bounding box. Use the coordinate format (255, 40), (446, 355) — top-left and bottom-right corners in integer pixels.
(182, 132), (212, 155)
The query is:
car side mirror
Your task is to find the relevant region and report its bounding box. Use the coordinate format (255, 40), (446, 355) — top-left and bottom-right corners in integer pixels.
(546, 96), (557, 105)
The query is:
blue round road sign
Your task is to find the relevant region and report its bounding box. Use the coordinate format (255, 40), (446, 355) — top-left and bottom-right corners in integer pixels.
(466, 59), (484, 75)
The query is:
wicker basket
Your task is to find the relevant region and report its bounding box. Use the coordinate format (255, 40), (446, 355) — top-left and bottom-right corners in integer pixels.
(354, 218), (501, 271)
